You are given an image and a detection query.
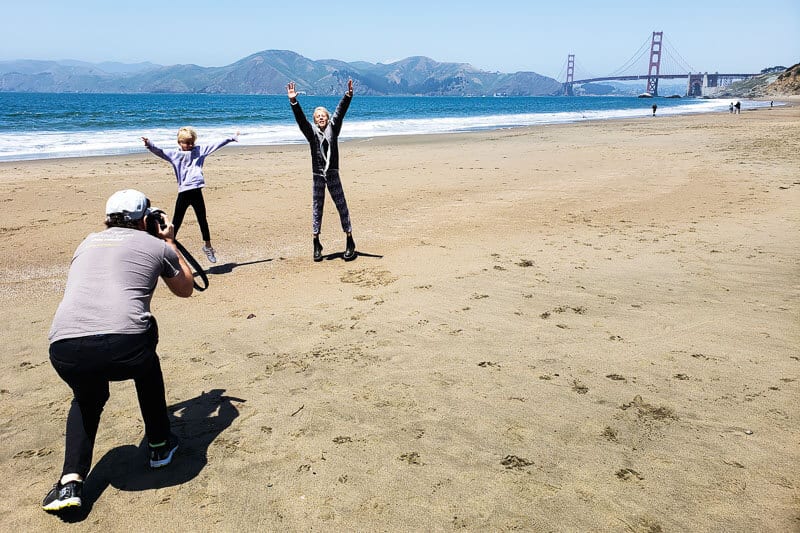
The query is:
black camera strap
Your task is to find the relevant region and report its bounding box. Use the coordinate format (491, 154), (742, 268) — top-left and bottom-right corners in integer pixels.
(173, 240), (209, 292)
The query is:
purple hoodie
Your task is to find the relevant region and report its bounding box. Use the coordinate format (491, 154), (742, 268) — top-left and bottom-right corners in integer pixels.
(145, 136), (236, 192)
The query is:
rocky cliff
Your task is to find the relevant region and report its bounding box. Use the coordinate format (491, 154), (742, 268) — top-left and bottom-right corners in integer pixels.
(716, 63), (800, 98)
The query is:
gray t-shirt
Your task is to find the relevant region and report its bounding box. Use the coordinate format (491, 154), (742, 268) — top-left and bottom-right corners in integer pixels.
(49, 227), (182, 342)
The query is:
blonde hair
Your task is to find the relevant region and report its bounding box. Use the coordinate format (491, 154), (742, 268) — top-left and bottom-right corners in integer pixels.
(313, 107), (330, 119)
(177, 126), (197, 144)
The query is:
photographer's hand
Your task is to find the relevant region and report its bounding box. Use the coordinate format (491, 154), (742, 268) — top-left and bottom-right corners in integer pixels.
(154, 213), (175, 241)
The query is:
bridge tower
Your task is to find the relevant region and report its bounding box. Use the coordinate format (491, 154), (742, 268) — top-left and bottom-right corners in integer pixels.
(645, 31), (663, 96)
(563, 54), (575, 96)
(687, 73), (704, 97)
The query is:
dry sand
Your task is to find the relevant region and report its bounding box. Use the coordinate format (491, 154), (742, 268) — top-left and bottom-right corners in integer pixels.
(1, 105), (798, 532)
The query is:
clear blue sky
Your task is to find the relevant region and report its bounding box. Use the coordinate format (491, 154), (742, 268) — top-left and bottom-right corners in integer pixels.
(2, 0), (798, 79)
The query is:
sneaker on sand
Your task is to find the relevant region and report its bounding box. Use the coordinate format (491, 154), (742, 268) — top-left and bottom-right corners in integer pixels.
(149, 439), (178, 468)
(202, 245), (217, 263)
(42, 480), (82, 513)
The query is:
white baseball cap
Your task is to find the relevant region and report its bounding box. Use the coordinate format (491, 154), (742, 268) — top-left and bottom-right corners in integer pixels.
(105, 189), (149, 221)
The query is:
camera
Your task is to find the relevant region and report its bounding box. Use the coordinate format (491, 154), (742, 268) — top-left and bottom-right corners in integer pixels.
(145, 208), (167, 236)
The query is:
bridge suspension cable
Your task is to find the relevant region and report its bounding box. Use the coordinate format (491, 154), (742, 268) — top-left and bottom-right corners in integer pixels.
(662, 35), (696, 73)
(555, 60), (568, 85)
(571, 57), (597, 82)
(607, 35), (652, 77)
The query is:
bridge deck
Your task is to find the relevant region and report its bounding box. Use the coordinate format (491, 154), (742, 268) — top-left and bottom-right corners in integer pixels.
(572, 74), (757, 84)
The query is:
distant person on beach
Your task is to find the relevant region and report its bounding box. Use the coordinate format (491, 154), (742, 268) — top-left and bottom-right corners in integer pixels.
(734, 101), (741, 114)
(142, 127), (238, 263)
(287, 79), (357, 262)
(652, 103), (657, 116)
(729, 102), (734, 113)
(42, 189), (193, 514)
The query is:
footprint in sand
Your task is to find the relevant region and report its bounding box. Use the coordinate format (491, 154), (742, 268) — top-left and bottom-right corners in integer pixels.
(572, 380), (589, 394)
(615, 468), (644, 481)
(540, 306), (587, 319)
(340, 268), (398, 287)
(399, 452), (423, 465)
(13, 448), (53, 458)
(620, 395), (677, 421)
(500, 455), (534, 470)
(601, 427), (618, 442)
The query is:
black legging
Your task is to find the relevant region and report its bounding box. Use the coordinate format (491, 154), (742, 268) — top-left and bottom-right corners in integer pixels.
(49, 323), (170, 478)
(173, 188), (210, 241)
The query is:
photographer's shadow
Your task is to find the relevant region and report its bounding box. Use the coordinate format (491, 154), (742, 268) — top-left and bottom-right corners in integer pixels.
(63, 389), (244, 521)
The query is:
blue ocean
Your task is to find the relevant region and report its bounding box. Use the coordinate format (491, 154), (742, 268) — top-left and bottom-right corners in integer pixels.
(0, 93), (762, 162)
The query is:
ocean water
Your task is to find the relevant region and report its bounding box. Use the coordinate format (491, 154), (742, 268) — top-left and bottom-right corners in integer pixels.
(0, 93), (765, 162)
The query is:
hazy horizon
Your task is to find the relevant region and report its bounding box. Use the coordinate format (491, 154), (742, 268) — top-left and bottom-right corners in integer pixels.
(1, 1), (798, 81)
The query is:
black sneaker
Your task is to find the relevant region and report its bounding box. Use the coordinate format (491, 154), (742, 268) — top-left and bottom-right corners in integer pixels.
(42, 480), (82, 513)
(313, 237), (323, 262)
(149, 439), (178, 468)
(343, 235), (356, 261)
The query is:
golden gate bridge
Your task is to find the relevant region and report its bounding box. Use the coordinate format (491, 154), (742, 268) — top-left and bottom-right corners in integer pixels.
(560, 32), (758, 97)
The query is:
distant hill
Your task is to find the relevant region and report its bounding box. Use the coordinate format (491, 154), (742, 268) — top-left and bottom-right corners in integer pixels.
(61, 60), (162, 74)
(0, 50), (562, 96)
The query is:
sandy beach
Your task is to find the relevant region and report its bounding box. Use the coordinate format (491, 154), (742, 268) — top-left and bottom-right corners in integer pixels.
(1, 105), (798, 531)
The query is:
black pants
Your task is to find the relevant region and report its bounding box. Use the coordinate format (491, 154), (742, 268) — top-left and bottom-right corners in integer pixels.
(49, 322), (170, 478)
(173, 187), (210, 241)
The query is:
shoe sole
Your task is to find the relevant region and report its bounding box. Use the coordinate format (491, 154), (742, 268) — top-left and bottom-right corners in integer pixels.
(150, 444), (178, 468)
(43, 498), (81, 512)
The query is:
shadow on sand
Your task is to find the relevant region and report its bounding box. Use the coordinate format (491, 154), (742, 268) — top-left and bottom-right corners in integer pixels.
(57, 389), (244, 522)
(205, 258), (274, 276)
(321, 250), (383, 261)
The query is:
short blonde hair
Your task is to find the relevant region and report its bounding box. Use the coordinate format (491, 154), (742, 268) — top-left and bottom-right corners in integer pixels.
(313, 107), (330, 119)
(177, 126), (197, 143)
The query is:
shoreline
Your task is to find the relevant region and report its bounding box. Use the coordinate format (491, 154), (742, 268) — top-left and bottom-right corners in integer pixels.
(1, 106), (798, 530)
(0, 95), (792, 164)
(1, 100), (795, 168)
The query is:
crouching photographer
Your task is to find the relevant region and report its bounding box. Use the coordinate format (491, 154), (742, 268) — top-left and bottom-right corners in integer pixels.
(42, 189), (193, 514)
